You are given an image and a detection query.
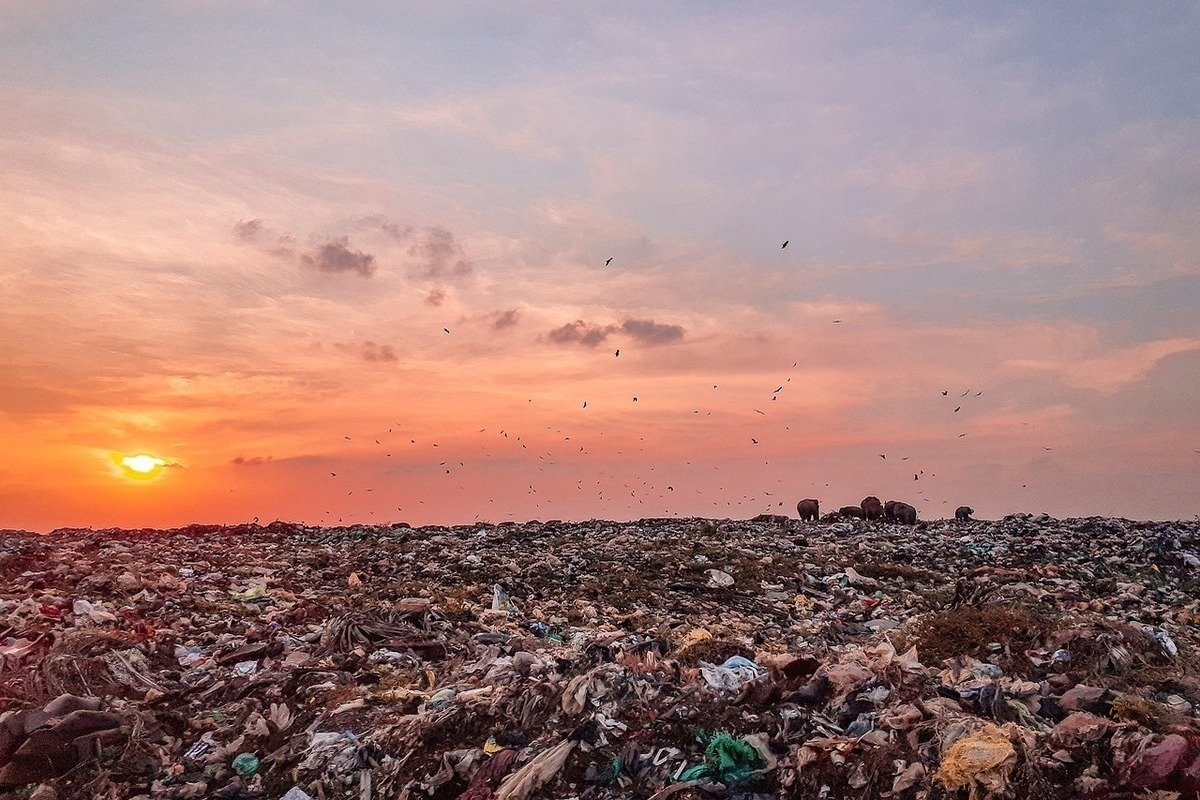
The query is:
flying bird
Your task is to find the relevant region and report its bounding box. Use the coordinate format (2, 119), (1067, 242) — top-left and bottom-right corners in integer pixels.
(941, 390), (948, 396)
(614, 349), (620, 357)
(879, 454), (886, 459)
(961, 389), (970, 397)
(954, 406), (961, 413)
(443, 328), (450, 334)
(781, 240), (788, 249)
(751, 438), (759, 444)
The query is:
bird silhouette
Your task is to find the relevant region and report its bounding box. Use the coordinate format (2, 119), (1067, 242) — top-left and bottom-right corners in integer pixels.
(605, 257), (613, 266)
(781, 240), (789, 249)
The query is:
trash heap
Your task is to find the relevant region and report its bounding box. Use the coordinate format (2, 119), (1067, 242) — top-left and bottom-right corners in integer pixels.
(2, 513), (1199, 799)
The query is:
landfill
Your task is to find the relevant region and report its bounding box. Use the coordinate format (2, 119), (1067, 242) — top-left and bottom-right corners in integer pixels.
(1, 512), (1199, 799)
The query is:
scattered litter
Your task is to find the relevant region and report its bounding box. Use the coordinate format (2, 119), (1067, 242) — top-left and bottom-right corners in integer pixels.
(0, 513), (1197, 797)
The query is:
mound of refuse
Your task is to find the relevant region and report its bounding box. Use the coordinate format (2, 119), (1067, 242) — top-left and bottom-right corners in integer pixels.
(1, 513), (1198, 799)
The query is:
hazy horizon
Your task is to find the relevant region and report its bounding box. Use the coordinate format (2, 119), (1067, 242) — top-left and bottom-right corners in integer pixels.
(2, 4), (1198, 530)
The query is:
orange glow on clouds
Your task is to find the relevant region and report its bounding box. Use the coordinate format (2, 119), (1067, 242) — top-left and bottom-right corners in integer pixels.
(1, 6), (1199, 530)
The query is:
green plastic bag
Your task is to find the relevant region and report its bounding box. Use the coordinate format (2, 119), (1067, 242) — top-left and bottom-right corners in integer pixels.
(232, 752), (260, 776)
(704, 731), (763, 782)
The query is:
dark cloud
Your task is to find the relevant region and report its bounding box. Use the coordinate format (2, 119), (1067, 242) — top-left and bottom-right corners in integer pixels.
(302, 237), (376, 278)
(409, 228), (472, 279)
(493, 309), (520, 330)
(233, 218), (264, 241)
(622, 318), (685, 344)
(426, 288), (447, 307)
(547, 320), (617, 347)
(231, 455), (272, 466)
(546, 318), (685, 348)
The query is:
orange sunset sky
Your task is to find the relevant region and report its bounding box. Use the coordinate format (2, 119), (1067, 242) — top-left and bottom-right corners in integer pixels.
(2, 4), (1198, 531)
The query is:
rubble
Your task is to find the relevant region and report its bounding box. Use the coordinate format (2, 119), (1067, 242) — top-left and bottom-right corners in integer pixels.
(1, 512), (1199, 799)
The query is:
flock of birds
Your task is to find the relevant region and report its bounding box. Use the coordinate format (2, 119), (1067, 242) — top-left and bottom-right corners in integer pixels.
(294, 242), (1062, 525)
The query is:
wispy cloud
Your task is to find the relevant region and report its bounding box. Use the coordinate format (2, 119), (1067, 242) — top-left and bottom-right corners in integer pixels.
(492, 309), (520, 330)
(1006, 337), (1200, 392)
(333, 341), (398, 363)
(425, 288), (448, 307)
(409, 228), (471, 279)
(233, 218), (264, 241)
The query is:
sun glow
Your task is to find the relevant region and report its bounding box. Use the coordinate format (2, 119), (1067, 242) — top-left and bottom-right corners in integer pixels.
(114, 453), (167, 480)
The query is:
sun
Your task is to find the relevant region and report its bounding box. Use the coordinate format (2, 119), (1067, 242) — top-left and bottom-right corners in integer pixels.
(112, 453), (168, 480)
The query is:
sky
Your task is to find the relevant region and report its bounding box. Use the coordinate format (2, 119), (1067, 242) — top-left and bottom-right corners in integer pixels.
(1, 3), (1198, 531)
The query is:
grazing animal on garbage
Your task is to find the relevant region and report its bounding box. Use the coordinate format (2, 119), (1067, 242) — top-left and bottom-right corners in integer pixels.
(838, 505), (866, 519)
(892, 502), (918, 525)
(955, 506), (974, 521)
(796, 498), (820, 521)
(860, 496), (883, 521)
(884, 500), (898, 520)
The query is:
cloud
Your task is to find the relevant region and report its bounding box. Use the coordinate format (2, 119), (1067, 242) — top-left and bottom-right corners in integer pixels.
(546, 320), (616, 347)
(333, 340), (398, 362)
(231, 455), (273, 466)
(356, 214), (412, 241)
(1005, 337), (1200, 392)
(233, 218), (264, 241)
(426, 288), (447, 307)
(621, 318), (685, 344)
(231, 218), (295, 257)
(545, 317), (685, 347)
(362, 341), (398, 362)
(795, 299), (882, 319)
(492, 309), (520, 330)
(301, 237), (376, 277)
(409, 227), (472, 279)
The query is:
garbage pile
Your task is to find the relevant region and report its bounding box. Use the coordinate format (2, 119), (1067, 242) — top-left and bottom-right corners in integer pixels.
(1, 513), (1199, 799)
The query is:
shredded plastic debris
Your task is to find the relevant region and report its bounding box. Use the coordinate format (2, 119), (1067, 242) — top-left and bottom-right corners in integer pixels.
(0, 512), (1197, 798)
